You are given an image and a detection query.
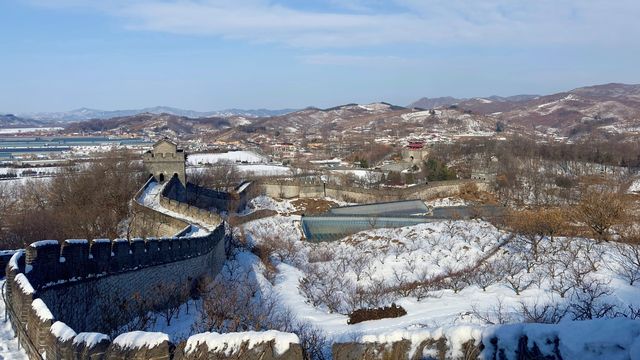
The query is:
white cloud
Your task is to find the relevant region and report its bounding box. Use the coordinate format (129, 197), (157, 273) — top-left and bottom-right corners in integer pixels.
(26, 0), (640, 48)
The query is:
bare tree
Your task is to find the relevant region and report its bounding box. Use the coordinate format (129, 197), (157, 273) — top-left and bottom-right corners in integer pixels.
(471, 262), (500, 292)
(568, 278), (617, 320)
(573, 189), (628, 241)
(610, 242), (640, 285)
(518, 300), (566, 324)
(499, 256), (534, 295)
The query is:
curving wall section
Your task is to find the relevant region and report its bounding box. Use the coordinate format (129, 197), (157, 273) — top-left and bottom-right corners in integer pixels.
(4, 226), (228, 359)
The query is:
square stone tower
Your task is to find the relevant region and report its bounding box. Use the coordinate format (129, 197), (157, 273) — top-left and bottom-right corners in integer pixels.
(143, 139), (187, 186)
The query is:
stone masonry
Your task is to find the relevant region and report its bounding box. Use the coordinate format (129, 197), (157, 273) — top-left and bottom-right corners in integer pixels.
(143, 139), (187, 187)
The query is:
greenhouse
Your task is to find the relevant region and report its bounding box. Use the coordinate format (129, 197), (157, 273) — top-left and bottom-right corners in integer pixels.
(301, 200), (503, 242)
(301, 215), (434, 242)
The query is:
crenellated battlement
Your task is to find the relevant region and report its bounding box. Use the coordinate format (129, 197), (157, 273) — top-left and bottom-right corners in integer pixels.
(23, 226), (225, 291)
(143, 139), (187, 186)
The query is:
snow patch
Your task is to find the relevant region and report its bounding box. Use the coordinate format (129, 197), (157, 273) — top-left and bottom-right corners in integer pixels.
(187, 151), (268, 165)
(31, 299), (54, 321)
(113, 331), (169, 349)
(14, 274), (34, 295)
(29, 240), (59, 248)
(51, 322), (77, 342)
(73, 332), (110, 346)
(184, 330), (299, 356)
(65, 239), (88, 244)
(7, 250), (24, 271)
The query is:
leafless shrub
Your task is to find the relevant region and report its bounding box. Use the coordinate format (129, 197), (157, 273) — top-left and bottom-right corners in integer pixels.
(392, 268), (412, 296)
(517, 300), (566, 324)
(258, 234), (303, 266)
(409, 269), (444, 300)
(99, 292), (155, 338)
(568, 278), (617, 320)
(283, 322), (329, 360)
(193, 273), (279, 333)
(470, 262), (500, 291)
(499, 256), (534, 295)
(442, 267), (469, 294)
(307, 245), (334, 263)
(609, 242), (640, 286)
(573, 189), (628, 241)
(351, 251), (371, 282)
(299, 263), (350, 313)
(544, 258), (574, 299)
(150, 282), (189, 327)
(470, 298), (514, 325)
(615, 304), (640, 320)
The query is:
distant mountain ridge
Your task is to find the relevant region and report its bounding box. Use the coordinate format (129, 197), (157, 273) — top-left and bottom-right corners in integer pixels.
(0, 114), (45, 127)
(409, 95), (539, 109)
(17, 106), (298, 122)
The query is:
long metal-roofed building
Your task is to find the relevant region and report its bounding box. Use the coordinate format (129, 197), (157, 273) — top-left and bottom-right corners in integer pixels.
(301, 200), (505, 242)
(328, 199), (430, 217)
(302, 200), (435, 242)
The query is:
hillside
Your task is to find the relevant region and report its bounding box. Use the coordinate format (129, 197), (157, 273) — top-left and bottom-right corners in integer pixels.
(48, 83), (640, 142)
(64, 112), (237, 136)
(216, 102), (499, 143)
(409, 83), (640, 138)
(0, 114), (45, 127)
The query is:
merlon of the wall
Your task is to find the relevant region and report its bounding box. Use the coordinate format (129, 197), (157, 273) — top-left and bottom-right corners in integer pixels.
(23, 226), (224, 291)
(5, 250), (301, 360)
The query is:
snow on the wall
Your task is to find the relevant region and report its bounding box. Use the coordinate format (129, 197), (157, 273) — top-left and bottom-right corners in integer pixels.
(51, 321), (77, 342)
(184, 330), (300, 356)
(72, 332), (110, 347)
(29, 240), (59, 248)
(7, 250), (24, 271)
(112, 331), (169, 349)
(31, 299), (54, 321)
(361, 326), (483, 359)
(357, 319), (640, 360)
(14, 274), (34, 295)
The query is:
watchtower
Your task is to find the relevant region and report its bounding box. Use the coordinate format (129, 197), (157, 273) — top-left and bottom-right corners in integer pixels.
(143, 139), (187, 186)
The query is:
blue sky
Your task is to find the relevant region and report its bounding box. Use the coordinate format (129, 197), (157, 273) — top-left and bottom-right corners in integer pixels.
(1, 0), (639, 113)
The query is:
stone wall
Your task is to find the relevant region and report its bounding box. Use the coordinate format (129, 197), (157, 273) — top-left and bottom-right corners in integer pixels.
(3, 224), (230, 359)
(5, 249), (301, 359)
(129, 178), (191, 238)
(25, 227), (226, 331)
(259, 179), (489, 203)
(185, 183), (250, 213)
(331, 319), (640, 360)
(130, 200), (191, 238)
(143, 141), (187, 187)
(159, 196), (223, 225)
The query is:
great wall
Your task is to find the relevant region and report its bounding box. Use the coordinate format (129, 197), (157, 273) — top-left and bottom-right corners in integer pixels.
(5, 140), (631, 360)
(2, 140), (304, 359)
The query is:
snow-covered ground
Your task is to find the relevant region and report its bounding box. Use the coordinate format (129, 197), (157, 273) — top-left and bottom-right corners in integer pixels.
(3, 194), (638, 358)
(187, 151), (268, 165)
(0, 127), (62, 134)
(0, 176), (51, 191)
(233, 197), (640, 346)
(0, 281), (28, 359)
(0, 166), (62, 176)
(188, 163), (293, 177)
(125, 196), (640, 351)
(137, 181), (218, 231)
(236, 164), (292, 177)
(628, 179), (640, 193)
